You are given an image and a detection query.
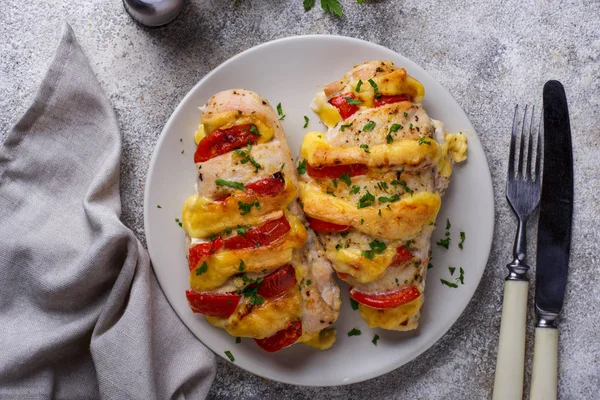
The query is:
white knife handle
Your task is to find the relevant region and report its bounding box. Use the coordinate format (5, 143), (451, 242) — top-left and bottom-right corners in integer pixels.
(530, 327), (559, 400)
(492, 280), (528, 400)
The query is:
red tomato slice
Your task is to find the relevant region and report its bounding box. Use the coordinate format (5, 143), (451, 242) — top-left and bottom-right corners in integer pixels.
(194, 124), (260, 163)
(224, 216), (290, 250)
(329, 93), (360, 120)
(254, 320), (302, 352)
(373, 95), (410, 108)
(391, 246), (414, 265)
(306, 163), (368, 179)
(256, 264), (297, 298)
(349, 285), (421, 309)
(245, 172), (285, 197)
(307, 217), (350, 232)
(188, 238), (224, 271)
(186, 290), (241, 318)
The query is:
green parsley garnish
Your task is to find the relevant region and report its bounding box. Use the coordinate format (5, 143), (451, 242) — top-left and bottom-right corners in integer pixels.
(356, 79), (363, 92)
(403, 111), (409, 117)
(235, 337), (241, 344)
(236, 226), (247, 236)
(224, 350), (235, 362)
(360, 144), (371, 153)
(350, 185), (360, 194)
(157, 205), (162, 209)
(347, 328), (362, 337)
(216, 178), (245, 191)
(459, 231), (466, 249)
(238, 260), (245, 271)
(195, 262), (208, 276)
(233, 144), (262, 172)
(297, 159), (307, 175)
(249, 124), (260, 136)
(368, 79), (381, 98)
(458, 267), (465, 285)
(335, 243), (342, 250)
(446, 218), (451, 230)
(340, 122), (353, 131)
(350, 298), (359, 310)
(303, 116), (309, 128)
(386, 133), (394, 144)
(389, 123), (402, 133)
(418, 135), (432, 145)
(363, 121), (376, 131)
(378, 194), (400, 203)
(225, 227), (232, 234)
(428, 263), (434, 269)
(332, 178), (338, 188)
(238, 200), (260, 215)
(449, 267), (456, 275)
(237, 275), (265, 306)
(436, 237), (451, 249)
(441, 279), (458, 288)
(372, 334), (380, 345)
(276, 103), (285, 120)
(345, 97), (362, 106)
(339, 173), (351, 187)
(175, 218), (182, 227)
(361, 239), (387, 259)
(360, 218), (365, 224)
(391, 179), (413, 195)
(357, 191), (375, 208)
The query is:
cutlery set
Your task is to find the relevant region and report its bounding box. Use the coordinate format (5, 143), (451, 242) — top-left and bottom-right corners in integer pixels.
(493, 81), (573, 400)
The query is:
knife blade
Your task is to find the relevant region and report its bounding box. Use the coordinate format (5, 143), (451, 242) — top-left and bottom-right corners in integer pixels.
(530, 80), (573, 400)
(535, 80), (573, 321)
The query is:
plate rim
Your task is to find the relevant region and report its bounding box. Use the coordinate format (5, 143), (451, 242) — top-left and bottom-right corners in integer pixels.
(143, 34), (495, 386)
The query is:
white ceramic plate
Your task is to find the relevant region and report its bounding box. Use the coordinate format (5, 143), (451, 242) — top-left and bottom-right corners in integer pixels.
(144, 35), (494, 386)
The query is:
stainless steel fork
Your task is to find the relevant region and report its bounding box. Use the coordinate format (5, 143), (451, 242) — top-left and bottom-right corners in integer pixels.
(493, 105), (542, 400)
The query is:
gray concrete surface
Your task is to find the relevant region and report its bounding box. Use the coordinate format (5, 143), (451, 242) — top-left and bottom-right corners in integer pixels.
(1, 1), (598, 398)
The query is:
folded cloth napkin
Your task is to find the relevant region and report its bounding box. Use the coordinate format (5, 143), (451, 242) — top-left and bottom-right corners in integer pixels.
(0, 23), (216, 399)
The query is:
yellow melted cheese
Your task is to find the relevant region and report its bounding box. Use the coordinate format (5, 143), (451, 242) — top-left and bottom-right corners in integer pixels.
(326, 246), (396, 283)
(311, 92), (341, 128)
(446, 133), (468, 162)
(301, 328), (337, 350)
(182, 179), (297, 239)
(359, 295), (423, 330)
(300, 181), (441, 241)
(200, 111), (274, 142)
(206, 286), (302, 339)
(189, 212), (307, 291)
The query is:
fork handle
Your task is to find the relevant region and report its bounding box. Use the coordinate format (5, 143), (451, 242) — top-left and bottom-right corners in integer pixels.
(530, 327), (558, 400)
(492, 280), (528, 400)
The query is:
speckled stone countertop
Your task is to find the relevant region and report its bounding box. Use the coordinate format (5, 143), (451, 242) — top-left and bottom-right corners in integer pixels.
(2, 1), (599, 398)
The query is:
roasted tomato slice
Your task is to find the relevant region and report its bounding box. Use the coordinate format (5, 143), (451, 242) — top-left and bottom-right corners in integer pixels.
(256, 264), (297, 298)
(328, 93), (360, 120)
(391, 246), (414, 265)
(188, 238), (224, 271)
(245, 172), (285, 197)
(306, 163), (368, 179)
(349, 285), (421, 309)
(373, 95), (411, 108)
(307, 217), (350, 232)
(194, 124), (260, 163)
(186, 290), (241, 318)
(254, 320), (302, 352)
(224, 216), (290, 250)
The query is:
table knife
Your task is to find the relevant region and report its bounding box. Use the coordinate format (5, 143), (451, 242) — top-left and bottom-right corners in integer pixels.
(529, 80), (573, 400)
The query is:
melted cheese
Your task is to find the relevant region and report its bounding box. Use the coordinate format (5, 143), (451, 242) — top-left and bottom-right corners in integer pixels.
(446, 133), (468, 162)
(300, 181), (441, 241)
(301, 131), (439, 169)
(301, 328), (337, 350)
(310, 92), (341, 128)
(182, 179), (297, 239)
(359, 295), (423, 330)
(194, 123), (206, 145)
(206, 287), (302, 339)
(198, 111), (275, 143)
(325, 246), (396, 283)
(189, 212), (307, 291)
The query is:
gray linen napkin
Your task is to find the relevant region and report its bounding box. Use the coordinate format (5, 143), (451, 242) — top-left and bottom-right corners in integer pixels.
(0, 23), (216, 399)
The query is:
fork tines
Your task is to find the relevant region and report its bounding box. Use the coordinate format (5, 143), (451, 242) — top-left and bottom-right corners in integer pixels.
(509, 105), (542, 182)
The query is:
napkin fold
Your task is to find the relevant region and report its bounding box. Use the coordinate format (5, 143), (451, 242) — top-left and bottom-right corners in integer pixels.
(0, 23), (216, 399)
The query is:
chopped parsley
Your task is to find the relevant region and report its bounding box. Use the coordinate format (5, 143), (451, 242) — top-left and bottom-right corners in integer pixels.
(372, 334), (380, 345)
(236, 225), (248, 236)
(339, 173), (351, 187)
(237, 275), (265, 306)
(335, 243), (342, 250)
(350, 185), (361, 194)
(458, 267), (465, 285)
(440, 279), (458, 288)
(449, 266), (456, 275)
(355, 79), (363, 92)
(175, 218), (183, 227)
(357, 191), (375, 208)
(157, 205), (162, 209)
(428, 263), (434, 269)
(386, 134), (394, 144)
(306, 279), (312, 286)
(235, 337), (241, 344)
(345, 97), (362, 105)
(418, 135), (432, 145)
(340, 122), (353, 131)
(362, 121), (376, 131)
(195, 262), (208, 276)
(459, 231), (466, 249)
(225, 227), (232, 234)
(238, 200), (260, 215)
(360, 218), (365, 224)
(350, 298), (359, 310)
(389, 123), (402, 133)
(391, 179), (413, 195)
(437, 218), (452, 248)
(446, 219), (451, 230)
(362, 239), (387, 259)
(297, 159), (307, 175)
(276, 103), (285, 120)
(368, 79), (381, 98)
(224, 350), (235, 362)
(303, 116), (309, 128)
(404, 111), (409, 118)
(238, 260), (245, 271)
(249, 125), (260, 136)
(360, 144), (371, 153)
(216, 179), (245, 191)
(347, 328), (362, 337)
(378, 194), (400, 203)
(233, 144), (262, 172)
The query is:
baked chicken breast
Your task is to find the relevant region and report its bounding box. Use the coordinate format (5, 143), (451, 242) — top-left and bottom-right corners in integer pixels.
(299, 61), (467, 330)
(182, 89), (340, 351)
